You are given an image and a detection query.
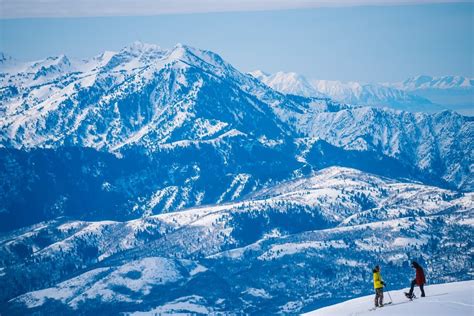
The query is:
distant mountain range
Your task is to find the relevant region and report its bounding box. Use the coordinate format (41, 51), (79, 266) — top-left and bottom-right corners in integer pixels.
(390, 75), (474, 91)
(388, 75), (474, 115)
(250, 71), (473, 114)
(0, 42), (473, 314)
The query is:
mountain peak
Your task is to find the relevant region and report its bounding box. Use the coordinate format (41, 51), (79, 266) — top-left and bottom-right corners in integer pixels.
(251, 70), (327, 98)
(162, 43), (235, 79)
(248, 70), (269, 80)
(53, 54), (71, 66)
(173, 42), (187, 49)
(167, 42), (196, 60)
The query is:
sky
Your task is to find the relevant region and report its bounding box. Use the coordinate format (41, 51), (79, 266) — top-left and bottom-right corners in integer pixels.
(0, 1), (473, 82)
(0, 0), (471, 18)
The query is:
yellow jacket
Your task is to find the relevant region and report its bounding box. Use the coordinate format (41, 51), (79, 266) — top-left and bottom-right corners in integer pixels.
(373, 271), (383, 289)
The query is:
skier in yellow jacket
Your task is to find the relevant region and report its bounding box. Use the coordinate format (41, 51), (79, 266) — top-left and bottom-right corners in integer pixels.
(373, 265), (385, 307)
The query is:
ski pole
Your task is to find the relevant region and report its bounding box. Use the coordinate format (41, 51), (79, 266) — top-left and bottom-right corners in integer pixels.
(385, 285), (393, 304)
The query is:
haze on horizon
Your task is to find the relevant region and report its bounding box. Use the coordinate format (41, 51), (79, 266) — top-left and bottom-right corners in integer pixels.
(0, 1), (472, 82)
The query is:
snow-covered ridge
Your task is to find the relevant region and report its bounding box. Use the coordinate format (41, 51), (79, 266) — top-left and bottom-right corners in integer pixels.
(0, 42), (472, 193)
(304, 280), (474, 316)
(297, 107), (473, 191)
(1, 41), (300, 152)
(250, 70), (435, 112)
(391, 75), (474, 91)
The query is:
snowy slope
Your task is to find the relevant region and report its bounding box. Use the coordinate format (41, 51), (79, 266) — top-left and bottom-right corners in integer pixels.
(2, 167), (473, 314)
(305, 280), (474, 316)
(1, 104), (472, 234)
(13, 257), (206, 309)
(297, 108), (473, 191)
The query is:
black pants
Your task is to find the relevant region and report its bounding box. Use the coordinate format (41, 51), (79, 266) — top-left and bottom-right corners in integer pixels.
(408, 279), (425, 297)
(374, 288), (384, 306)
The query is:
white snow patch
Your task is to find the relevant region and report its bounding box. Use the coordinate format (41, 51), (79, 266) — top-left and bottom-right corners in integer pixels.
(189, 264), (208, 276)
(13, 268), (109, 308)
(129, 295), (210, 315)
(392, 237), (425, 247)
(69, 257), (181, 307)
(244, 287), (272, 299)
(259, 240), (348, 260)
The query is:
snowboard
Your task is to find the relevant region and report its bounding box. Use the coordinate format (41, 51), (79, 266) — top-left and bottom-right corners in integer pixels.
(405, 292), (417, 300)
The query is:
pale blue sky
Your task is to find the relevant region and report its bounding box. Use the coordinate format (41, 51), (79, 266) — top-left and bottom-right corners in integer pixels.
(0, 2), (472, 82)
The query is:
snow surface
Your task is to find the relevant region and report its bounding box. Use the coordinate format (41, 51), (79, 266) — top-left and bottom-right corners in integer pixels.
(304, 280), (474, 316)
(3, 165), (473, 314)
(129, 295), (211, 315)
(13, 257), (196, 309)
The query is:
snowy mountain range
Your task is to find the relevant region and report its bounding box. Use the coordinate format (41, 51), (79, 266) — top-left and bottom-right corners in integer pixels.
(250, 71), (474, 114)
(387, 75), (474, 116)
(0, 42), (473, 314)
(250, 70), (438, 112)
(1, 42), (295, 151)
(390, 75), (474, 91)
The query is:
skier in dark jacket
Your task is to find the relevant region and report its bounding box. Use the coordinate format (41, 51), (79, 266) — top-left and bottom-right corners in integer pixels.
(405, 261), (426, 298)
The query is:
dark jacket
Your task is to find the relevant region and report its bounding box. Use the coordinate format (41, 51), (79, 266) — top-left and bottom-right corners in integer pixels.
(413, 263), (426, 285)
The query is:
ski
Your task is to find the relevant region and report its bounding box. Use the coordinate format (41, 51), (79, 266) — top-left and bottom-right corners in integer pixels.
(369, 302), (392, 311)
